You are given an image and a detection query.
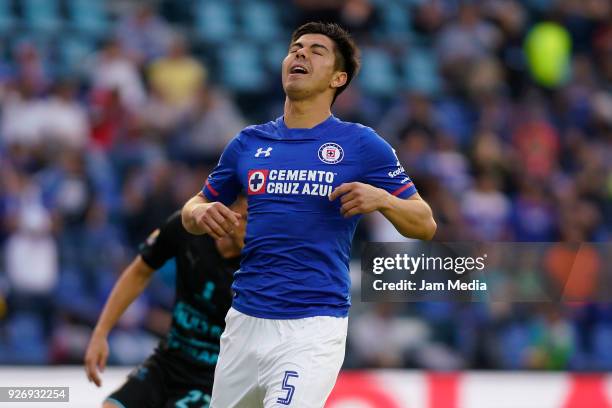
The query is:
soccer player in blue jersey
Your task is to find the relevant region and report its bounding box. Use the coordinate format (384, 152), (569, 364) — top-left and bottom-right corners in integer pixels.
(182, 22), (436, 407)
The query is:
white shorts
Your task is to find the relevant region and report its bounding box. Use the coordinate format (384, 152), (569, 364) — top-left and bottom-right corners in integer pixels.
(210, 307), (348, 408)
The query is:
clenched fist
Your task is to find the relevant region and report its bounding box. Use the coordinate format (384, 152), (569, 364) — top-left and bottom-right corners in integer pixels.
(190, 201), (242, 239)
(329, 182), (389, 218)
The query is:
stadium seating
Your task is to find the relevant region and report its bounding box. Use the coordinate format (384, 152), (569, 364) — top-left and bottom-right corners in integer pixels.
(66, 0), (110, 39)
(358, 48), (397, 97)
(58, 36), (96, 76)
(402, 47), (441, 95)
(0, 0), (15, 35)
(218, 42), (267, 92)
(240, 0), (281, 42)
(22, 0), (62, 34)
(194, 0), (236, 42)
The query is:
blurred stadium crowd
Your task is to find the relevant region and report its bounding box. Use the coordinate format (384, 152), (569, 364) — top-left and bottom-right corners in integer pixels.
(0, 0), (610, 371)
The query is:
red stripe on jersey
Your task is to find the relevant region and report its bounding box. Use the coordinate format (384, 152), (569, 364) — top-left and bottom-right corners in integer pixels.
(391, 182), (414, 196)
(205, 180), (219, 197)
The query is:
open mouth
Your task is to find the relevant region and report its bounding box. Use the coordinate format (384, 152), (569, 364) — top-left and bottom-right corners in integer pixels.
(290, 65), (308, 74)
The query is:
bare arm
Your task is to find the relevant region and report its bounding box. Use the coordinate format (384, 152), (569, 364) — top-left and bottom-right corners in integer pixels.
(329, 183), (436, 240)
(181, 192), (241, 238)
(181, 192), (210, 235)
(91, 256), (155, 336)
(378, 192), (437, 240)
(84, 256), (155, 386)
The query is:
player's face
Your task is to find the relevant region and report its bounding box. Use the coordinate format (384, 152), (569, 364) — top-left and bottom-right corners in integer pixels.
(282, 34), (346, 101)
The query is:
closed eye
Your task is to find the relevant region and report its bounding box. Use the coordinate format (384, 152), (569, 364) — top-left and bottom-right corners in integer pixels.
(288, 42), (329, 55)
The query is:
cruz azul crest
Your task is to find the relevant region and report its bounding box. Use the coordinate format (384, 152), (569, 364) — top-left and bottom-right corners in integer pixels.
(318, 143), (344, 164)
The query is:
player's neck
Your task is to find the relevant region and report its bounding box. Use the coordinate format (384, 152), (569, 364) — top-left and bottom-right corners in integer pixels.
(283, 96), (332, 129)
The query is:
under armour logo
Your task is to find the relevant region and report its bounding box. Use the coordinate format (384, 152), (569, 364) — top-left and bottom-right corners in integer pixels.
(255, 147), (273, 158)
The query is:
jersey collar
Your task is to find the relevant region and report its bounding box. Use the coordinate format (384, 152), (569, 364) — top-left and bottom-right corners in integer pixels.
(273, 114), (339, 141)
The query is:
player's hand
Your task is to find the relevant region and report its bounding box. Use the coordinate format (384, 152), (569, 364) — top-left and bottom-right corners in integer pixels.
(329, 182), (389, 218)
(84, 333), (109, 387)
(191, 201), (242, 239)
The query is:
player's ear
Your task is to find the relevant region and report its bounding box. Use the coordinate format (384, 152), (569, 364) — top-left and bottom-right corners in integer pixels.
(330, 71), (347, 90)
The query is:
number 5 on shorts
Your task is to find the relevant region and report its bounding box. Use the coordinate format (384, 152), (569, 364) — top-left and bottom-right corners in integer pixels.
(277, 370), (299, 405)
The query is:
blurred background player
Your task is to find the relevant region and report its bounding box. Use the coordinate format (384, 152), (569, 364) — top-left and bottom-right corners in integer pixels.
(84, 197), (247, 408)
(182, 22), (436, 407)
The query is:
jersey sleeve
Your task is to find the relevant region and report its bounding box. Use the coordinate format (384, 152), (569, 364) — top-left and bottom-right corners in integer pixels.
(201, 134), (243, 205)
(139, 211), (182, 269)
(360, 128), (417, 199)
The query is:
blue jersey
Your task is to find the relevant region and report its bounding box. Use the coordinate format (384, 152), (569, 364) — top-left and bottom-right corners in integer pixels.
(202, 115), (417, 319)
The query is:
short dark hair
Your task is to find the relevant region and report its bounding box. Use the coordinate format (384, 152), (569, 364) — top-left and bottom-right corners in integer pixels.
(290, 22), (360, 103)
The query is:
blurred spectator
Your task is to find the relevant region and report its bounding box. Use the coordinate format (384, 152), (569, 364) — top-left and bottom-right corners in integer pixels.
(471, 129), (512, 177)
(422, 178), (466, 240)
(293, 0), (343, 25)
(14, 42), (50, 94)
(593, 21), (612, 84)
(89, 88), (130, 150)
(333, 85), (378, 126)
(511, 179), (557, 242)
(466, 57), (505, 101)
(427, 134), (472, 196)
(115, 4), (173, 65)
(4, 169), (58, 336)
(461, 171), (511, 240)
(37, 81), (89, 149)
(79, 201), (126, 274)
(89, 39), (146, 112)
(1, 80), (44, 147)
(437, 3), (502, 92)
(148, 35), (206, 109)
(121, 160), (177, 246)
(512, 105), (560, 180)
(412, 1), (445, 36)
(339, 0), (378, 42)
(1, 80), (89, 150)
(350, 303), (429, 368)
(177, 86), (246, 163)
(437, 3), (502, 64)
(526, 306), (575, 370)
(40, 150), (94, 227)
